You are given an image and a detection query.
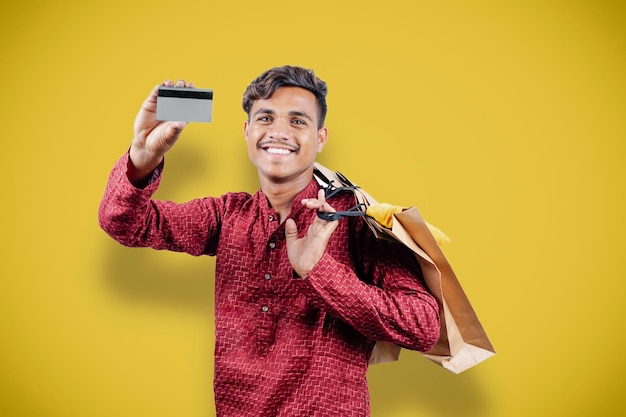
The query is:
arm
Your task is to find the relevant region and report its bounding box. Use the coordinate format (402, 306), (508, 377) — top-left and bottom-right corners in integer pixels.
(98, 80), (222, 255)
(285, 193), (440, 352)
(299, 225), (440, 352)
(98, 153), (222, 256)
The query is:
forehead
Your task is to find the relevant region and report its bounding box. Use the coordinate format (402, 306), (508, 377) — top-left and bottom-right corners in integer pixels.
(250, 87), (318, 114)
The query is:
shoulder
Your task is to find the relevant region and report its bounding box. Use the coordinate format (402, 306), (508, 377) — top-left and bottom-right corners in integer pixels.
(211, 191), (256, 213)
(221, 190), (254, 205)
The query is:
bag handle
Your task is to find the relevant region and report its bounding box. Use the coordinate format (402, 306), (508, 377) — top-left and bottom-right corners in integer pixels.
(313, 166), (368, 221)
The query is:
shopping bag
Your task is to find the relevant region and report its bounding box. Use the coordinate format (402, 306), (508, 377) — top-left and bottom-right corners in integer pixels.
(313, 163), (495, 374)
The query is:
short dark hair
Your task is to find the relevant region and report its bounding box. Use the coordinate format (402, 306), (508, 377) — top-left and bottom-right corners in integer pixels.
(242, 65), (328, 129)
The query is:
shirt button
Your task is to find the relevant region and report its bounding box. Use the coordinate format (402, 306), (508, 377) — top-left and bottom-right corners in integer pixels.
(269, 215), (274, 221)
(264, 273), (271, 281)
(261, 305), (269, 312)
(268, 242), (276, 249)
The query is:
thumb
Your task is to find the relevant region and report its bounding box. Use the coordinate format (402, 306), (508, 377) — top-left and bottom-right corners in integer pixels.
(165, 121), (188, 141)
(153, 121), (188, 153)
(284, 218), (299, 245)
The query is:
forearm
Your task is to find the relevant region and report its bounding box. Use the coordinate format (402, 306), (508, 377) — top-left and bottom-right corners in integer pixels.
(98, 153), (217, 255)
(295, 252), (440, 352)
(98, 153), (162, 246)
(127, 145), (164, 188)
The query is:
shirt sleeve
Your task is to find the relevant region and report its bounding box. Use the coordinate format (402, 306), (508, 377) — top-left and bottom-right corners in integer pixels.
(294, 218), (441, 352)
(98, 152), (223, 256)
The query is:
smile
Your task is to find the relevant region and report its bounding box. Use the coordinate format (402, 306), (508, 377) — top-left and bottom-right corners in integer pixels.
(265, 147), (293, 155)
(258, 141), (300, 155)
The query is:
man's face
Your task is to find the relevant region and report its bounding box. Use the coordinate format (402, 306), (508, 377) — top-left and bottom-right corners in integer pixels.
(244, 86), (328, 185)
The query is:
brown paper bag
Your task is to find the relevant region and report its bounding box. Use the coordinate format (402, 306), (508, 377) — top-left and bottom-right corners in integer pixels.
(314, 163), (495, 374)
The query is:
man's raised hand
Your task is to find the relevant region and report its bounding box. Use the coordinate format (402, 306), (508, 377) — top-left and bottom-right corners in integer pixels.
(128, 80), (193, 184)
(285, 190), (340, 278)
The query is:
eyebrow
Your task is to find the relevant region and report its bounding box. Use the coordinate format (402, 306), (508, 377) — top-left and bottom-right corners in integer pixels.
(252, 108), (313, 122)
(289, 110), (313, 122)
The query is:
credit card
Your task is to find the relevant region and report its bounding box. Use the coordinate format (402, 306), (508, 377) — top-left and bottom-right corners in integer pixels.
(156, 86), (213, 123)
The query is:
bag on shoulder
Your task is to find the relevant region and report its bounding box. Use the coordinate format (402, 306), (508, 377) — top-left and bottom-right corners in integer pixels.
(314, 163), (495, 374)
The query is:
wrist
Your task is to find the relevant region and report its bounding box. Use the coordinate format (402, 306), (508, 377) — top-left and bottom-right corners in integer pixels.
(127, 146), (163, 188)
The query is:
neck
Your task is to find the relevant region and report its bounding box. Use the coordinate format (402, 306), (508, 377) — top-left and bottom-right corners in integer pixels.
(259, 170), (314, 223)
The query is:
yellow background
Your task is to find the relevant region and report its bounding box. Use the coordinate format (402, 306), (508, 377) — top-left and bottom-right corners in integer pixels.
(1, 0), (624, 416)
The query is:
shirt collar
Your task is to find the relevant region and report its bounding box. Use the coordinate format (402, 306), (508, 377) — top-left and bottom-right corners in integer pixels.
(256, 177), (321, 221)
(290, 177), (322, 219)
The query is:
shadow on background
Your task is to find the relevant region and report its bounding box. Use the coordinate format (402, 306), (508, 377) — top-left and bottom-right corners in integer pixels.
(100, 135), (221, 312)
(368, 350), (491, 416)
(103, 244), (215, 312)
(99, 132), (258, 310)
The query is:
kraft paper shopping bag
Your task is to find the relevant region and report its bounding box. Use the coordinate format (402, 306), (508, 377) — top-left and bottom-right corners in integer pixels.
(314, 163), (495, 373)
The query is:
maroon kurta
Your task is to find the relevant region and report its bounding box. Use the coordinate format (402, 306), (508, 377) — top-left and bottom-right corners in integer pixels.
(99, 154), (440, 417)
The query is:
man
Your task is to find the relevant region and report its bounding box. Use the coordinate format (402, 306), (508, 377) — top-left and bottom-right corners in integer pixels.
(99, 65), (440, 416)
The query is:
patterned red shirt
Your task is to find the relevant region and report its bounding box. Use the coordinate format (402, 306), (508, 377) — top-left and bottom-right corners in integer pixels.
(99, 154), (440, 417)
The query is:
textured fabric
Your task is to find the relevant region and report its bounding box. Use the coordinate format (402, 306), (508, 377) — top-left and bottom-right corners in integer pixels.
(99, 153), (440, 417)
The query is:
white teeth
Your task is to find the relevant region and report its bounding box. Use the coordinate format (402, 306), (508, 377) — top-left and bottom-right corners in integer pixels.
(266, 148), (291, 155)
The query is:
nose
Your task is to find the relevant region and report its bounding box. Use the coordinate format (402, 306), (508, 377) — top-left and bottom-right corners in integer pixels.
(267, 117), (291, 141)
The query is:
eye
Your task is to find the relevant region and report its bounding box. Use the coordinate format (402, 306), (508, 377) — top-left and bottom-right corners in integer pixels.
(257, 116), (272, 123)
(292, 119), (306, 125)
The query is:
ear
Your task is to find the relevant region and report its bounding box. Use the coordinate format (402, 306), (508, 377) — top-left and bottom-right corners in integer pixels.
(243, 120), (249, 140)
(316, 127), (328, 152)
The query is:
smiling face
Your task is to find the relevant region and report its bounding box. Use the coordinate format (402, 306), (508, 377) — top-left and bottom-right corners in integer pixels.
(244, 86), (328, 187)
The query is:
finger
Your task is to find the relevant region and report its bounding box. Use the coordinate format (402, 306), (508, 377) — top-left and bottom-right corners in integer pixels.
(162, 80), (194, 88)
(302, 201), (336, 214)
(312, 211), (340, 235)
(301, 199), (324, 209)
(316, 189), (337, 213)
(166, 121), (188, 138)
(301, 198), (336, 213)
(317, 189), (325, 203)
(321, 200), (335, 213)
(144, 84), (162, 105)
(284, 218), (299, 245)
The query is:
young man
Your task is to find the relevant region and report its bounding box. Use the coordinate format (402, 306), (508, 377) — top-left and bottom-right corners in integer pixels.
(99, 65), (440, 417)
